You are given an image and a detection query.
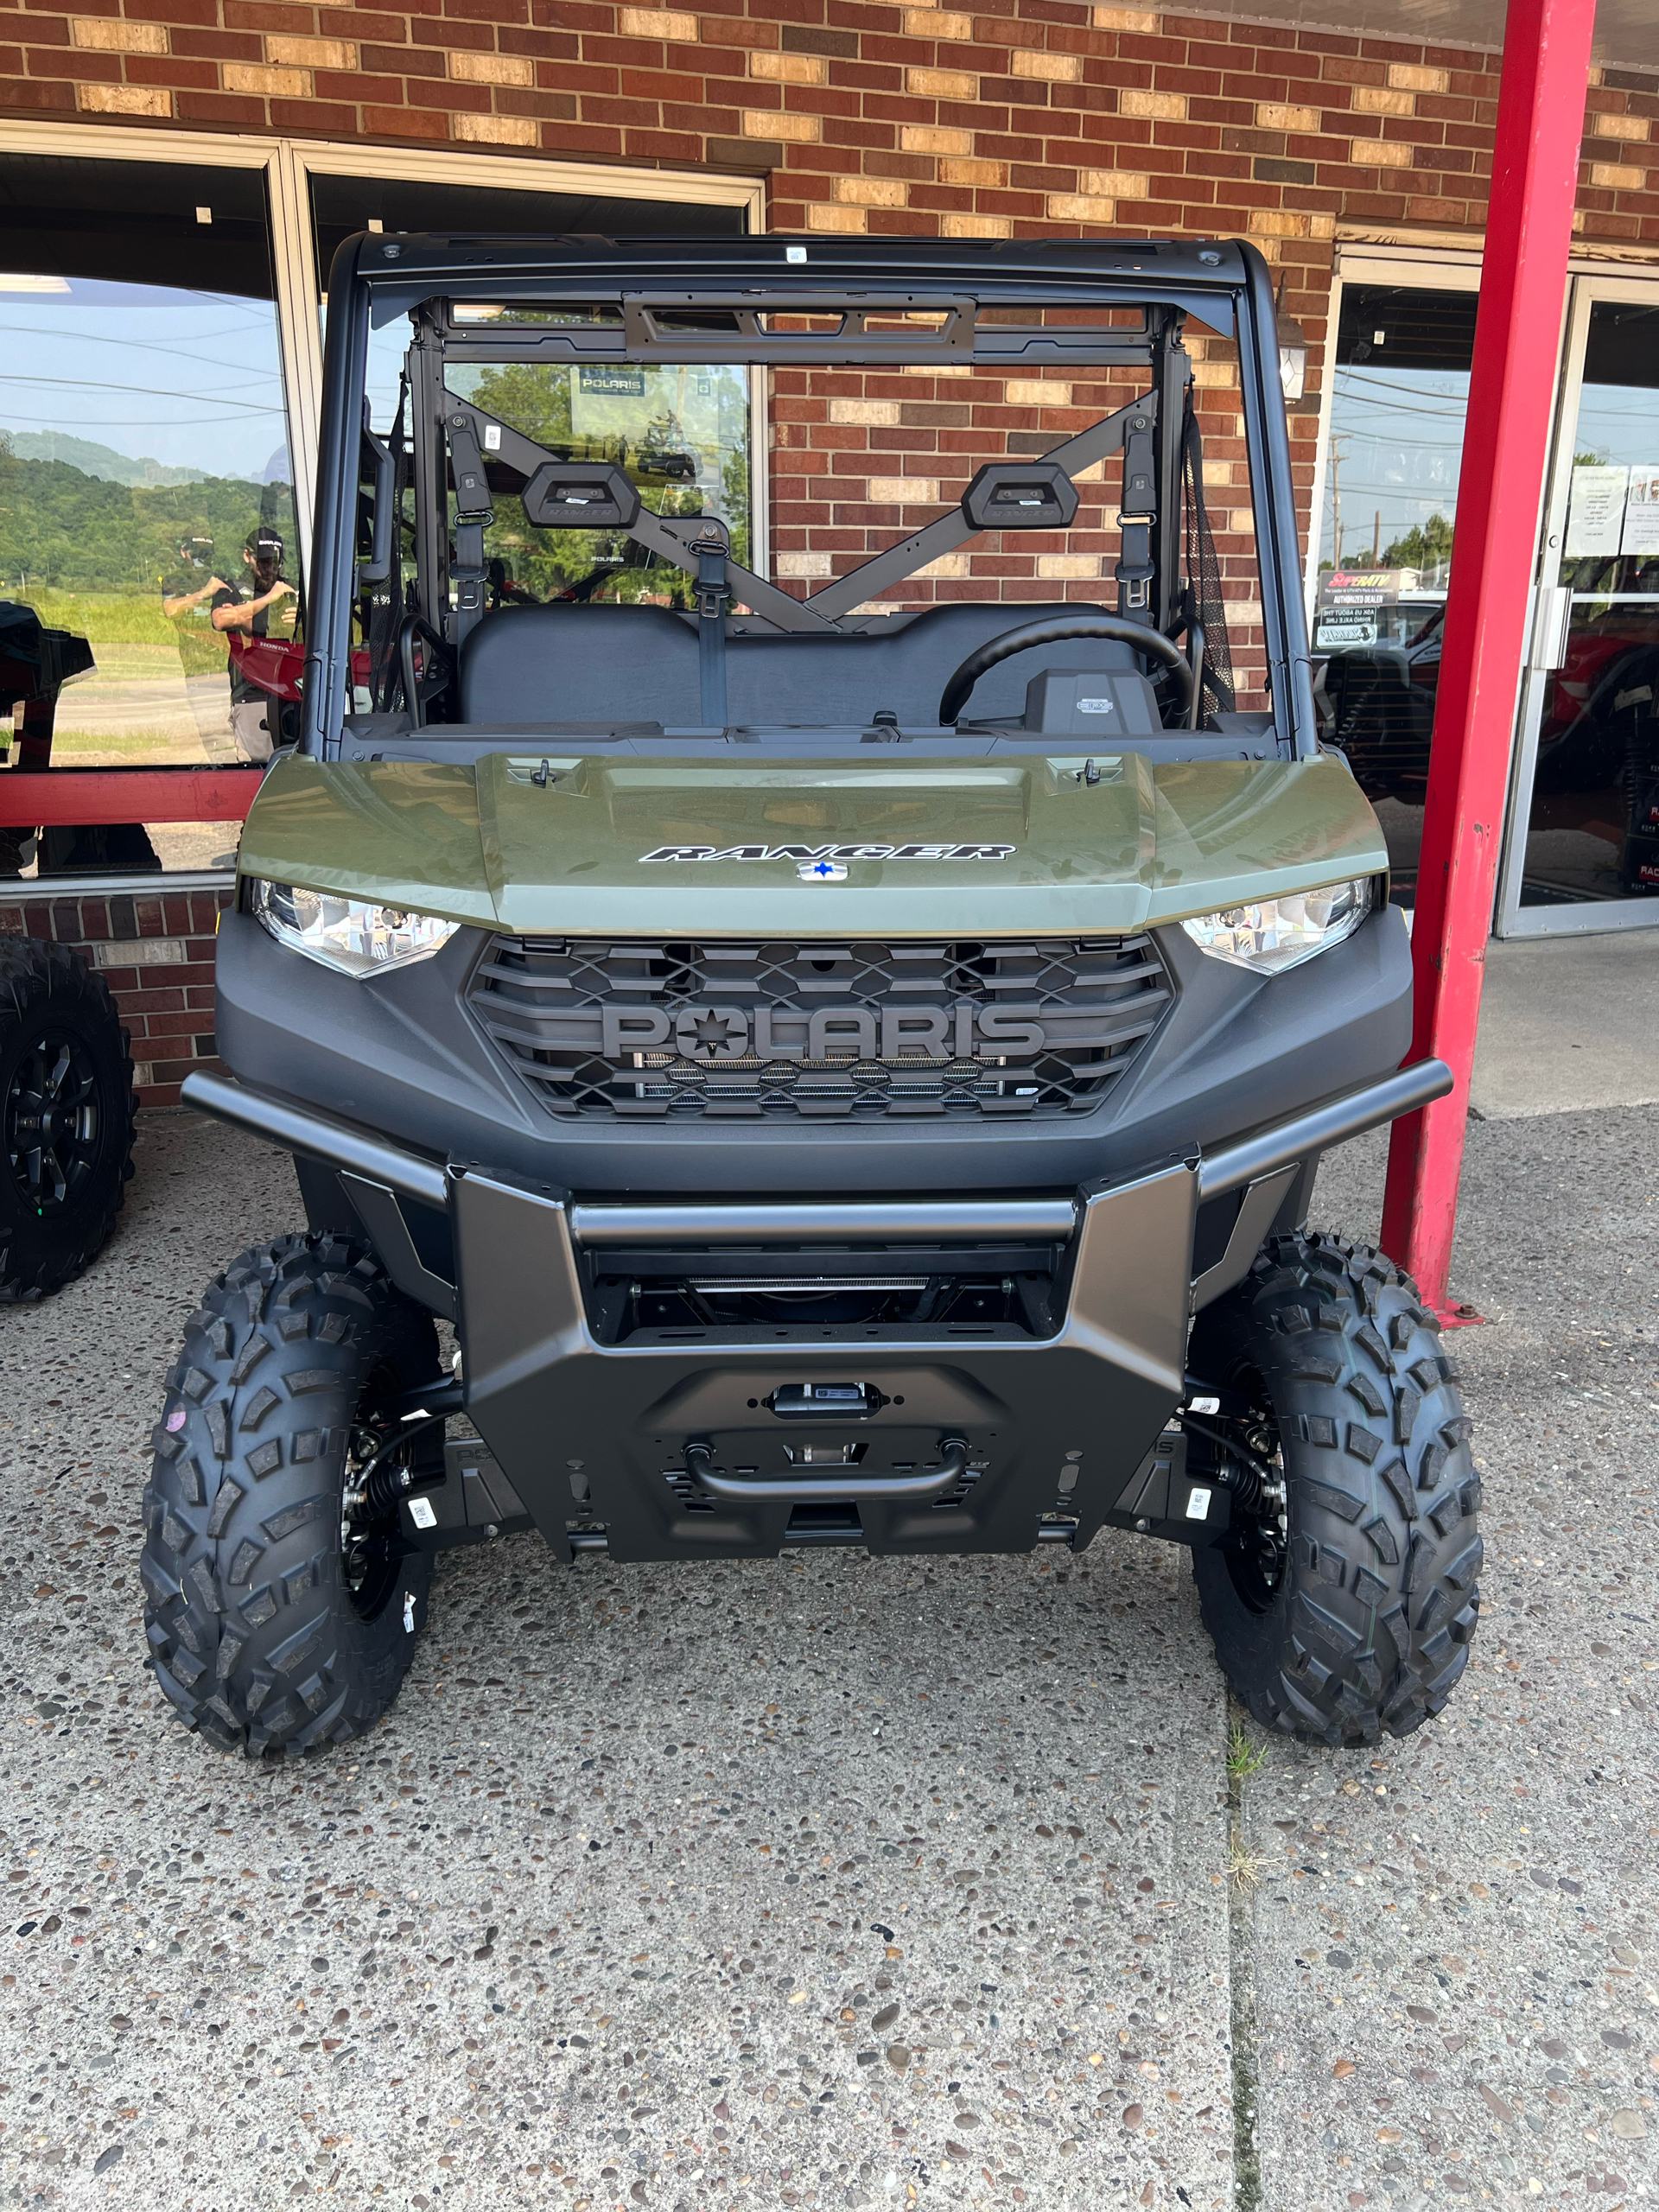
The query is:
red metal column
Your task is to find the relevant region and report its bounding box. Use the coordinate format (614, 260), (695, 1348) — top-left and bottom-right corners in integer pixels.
(1379, 0), (1598, 1319)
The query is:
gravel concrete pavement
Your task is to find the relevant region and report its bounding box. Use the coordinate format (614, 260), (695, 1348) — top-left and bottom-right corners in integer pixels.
(1243, 1114), (1659, 2212)
(1471, 936), (1659, 1122)
(2, 1115), (1235, 2211)
(3, 1087), (1655, 2212)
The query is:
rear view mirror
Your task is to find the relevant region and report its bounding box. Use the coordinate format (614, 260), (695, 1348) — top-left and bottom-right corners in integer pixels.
(961, 459), (1079, 532)
(522, 461), (641, 532)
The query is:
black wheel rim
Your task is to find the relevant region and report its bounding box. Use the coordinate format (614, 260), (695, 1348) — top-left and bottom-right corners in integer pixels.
(4, 1027), (102, 1216)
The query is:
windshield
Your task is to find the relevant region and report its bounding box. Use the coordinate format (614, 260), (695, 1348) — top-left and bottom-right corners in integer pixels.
(338, 266), (1289, 754)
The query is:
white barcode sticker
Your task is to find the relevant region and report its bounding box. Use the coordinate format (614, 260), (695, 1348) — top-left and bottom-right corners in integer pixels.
(1184, 1486), (1212, 1521)
(407, 1496), (437, 1530)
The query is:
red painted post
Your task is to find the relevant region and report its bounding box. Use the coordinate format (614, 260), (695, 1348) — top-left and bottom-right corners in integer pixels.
(1378, 0), (1598, 1319)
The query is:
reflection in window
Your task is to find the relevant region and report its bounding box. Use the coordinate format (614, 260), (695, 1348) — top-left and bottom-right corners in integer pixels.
(1310, 284), (1477, 900)
(1319, 284), (1475, 584)
(444, 356), (751, 607)
(0, 154), (293, 876)
(1525, 299), (1659, 906)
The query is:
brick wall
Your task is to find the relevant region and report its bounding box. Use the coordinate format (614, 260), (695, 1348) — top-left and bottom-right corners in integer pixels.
(769, 353), (1267, 696)
(6, 0), (1656, 251)
(0, 885), (232, 1108)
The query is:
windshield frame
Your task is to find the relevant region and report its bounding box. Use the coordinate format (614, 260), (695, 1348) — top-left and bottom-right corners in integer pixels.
(304, 234), (1314, 761)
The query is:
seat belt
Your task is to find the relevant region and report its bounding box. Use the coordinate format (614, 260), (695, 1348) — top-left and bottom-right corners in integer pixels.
(1115, 407), (1158, 618)
(445, 409), (493, 648)
(689, 521), (731, 728)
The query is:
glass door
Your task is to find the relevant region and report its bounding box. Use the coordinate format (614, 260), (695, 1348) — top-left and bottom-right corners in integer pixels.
(1498, 278), (1659, 933)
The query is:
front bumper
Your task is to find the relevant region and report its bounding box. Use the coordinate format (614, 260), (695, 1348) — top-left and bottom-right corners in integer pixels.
(181, 1057), (1450, 1564)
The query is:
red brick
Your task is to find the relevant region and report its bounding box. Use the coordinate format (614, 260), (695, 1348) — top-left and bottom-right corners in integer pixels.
(175, 88), (268, 124)
(362, 101), (456, 135)
(168, 27), (263, 60)
(127, 54), (219, 88)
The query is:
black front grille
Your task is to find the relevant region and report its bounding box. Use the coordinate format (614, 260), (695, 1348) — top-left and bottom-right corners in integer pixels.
(467, 935), (1172, 1121)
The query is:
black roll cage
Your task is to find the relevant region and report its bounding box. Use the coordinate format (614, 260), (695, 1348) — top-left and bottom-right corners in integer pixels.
(303, 233), (1317, 760)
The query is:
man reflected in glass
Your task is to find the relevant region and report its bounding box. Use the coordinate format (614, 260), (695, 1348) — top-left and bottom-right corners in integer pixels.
(160, 535), (227, 621)
(210, 524), (296, 764)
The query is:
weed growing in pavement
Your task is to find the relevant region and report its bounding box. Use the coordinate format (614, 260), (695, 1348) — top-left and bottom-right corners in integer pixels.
(1226, 1721), (1269, 1781)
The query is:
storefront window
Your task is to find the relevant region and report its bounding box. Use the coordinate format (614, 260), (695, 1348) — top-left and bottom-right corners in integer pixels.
(0, 139), (753, 886)
(1521, 298), (1659, 905)
(0, 153), (292, 875)
(1311, 281), (1477, 894)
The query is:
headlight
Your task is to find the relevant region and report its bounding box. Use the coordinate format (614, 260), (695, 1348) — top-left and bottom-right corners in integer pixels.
(1180, 877), (1375, 976)
(249, 879), (458, 979)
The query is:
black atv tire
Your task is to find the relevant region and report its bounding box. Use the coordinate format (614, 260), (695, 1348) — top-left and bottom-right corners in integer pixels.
(1189, 1230), (1481, 1745)
(142, 1232), (442, 1759)
(0, 937), (136, 1300)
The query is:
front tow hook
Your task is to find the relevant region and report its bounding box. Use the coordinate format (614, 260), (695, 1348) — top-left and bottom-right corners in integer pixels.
(683, 1437), (972, 1504)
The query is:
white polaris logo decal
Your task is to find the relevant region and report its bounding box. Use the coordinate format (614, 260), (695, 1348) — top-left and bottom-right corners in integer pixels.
(639, 842), (1016, 864)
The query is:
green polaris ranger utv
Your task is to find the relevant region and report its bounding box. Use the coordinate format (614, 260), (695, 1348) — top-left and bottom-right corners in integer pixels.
(140, 232), (1480, 1759)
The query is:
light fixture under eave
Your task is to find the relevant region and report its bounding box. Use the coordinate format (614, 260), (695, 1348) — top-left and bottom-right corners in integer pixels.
(1274, 274), (1307, 404)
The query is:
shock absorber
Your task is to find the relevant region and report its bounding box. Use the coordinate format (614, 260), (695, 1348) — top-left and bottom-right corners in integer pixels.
(343, 1411), (448, 1521)
(1179, 1411), (1277, 1516)
(347, 1456), (430, 1521)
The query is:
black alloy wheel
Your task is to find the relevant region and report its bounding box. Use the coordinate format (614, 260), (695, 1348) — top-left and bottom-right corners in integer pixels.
(7, 1027), (103, 1213)
(0, 938), (136, 1300)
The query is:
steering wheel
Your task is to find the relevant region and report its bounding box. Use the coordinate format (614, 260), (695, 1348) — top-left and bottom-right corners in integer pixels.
(938, 613), (1194, 725)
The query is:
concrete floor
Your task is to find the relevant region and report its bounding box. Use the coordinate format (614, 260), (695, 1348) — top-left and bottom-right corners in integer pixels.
(3, 954), (1656, 2209)
(1472, 932), (1659, 1122)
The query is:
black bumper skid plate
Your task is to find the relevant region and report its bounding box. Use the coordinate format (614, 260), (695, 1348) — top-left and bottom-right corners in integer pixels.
(454, 1159), (1197, 1562)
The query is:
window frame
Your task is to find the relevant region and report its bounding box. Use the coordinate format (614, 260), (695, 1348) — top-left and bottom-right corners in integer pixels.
(1497, 266), (1659, 938)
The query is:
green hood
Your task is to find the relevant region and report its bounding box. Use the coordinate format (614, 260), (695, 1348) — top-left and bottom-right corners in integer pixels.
(237, 750), (1387, 937)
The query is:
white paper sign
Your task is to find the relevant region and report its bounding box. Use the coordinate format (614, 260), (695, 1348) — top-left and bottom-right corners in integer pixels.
(1565, 464), (1628, 556)
(1316, 614), (1378, 649)
(1621, 467), (1659, 557)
